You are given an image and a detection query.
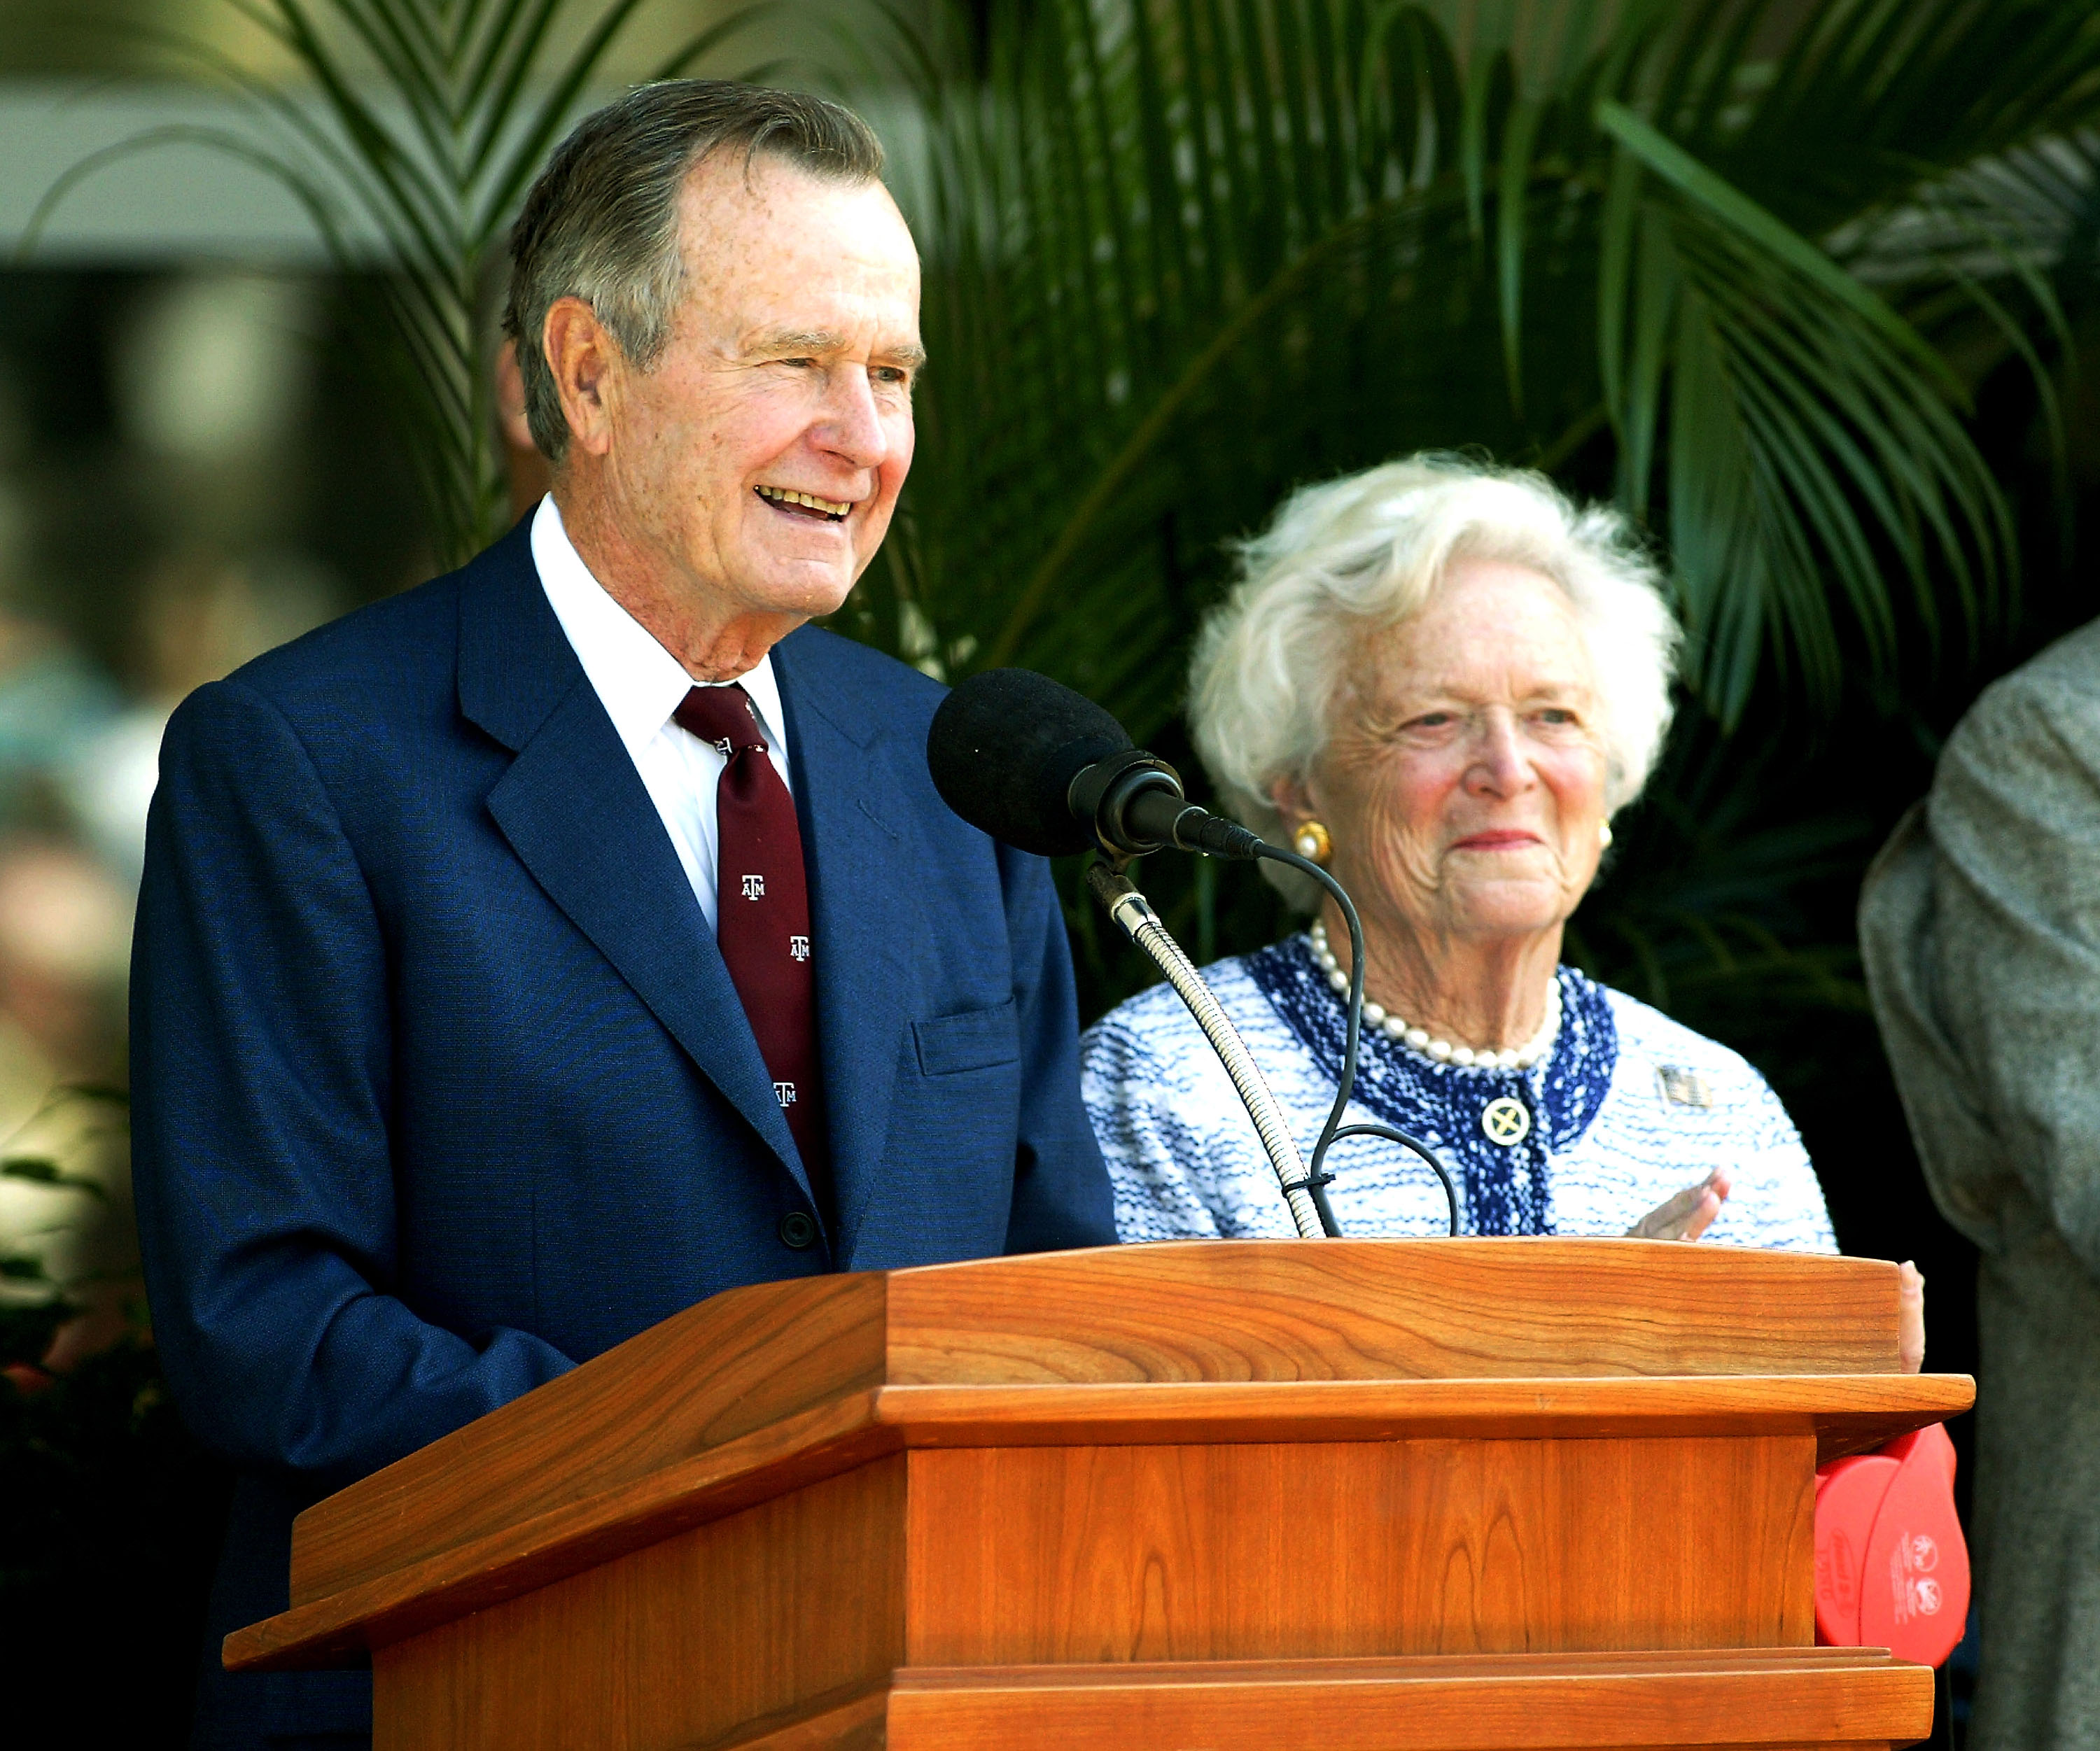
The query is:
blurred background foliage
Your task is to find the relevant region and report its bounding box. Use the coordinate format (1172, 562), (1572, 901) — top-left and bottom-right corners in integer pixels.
(852, 0), (2100, 1399)
(18, 0), (796, 565)
(1, 0), (2096, 1736)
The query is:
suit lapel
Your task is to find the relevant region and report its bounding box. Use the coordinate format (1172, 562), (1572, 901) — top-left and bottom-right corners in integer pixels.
(773, 631), (913, 1260)
(457, 528), (806, 1192)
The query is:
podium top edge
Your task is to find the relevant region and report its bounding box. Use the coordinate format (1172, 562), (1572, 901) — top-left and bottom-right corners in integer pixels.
(272, 1238), (1907, 1636)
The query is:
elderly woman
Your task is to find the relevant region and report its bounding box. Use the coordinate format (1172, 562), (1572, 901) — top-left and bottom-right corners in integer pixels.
(1084, 456), (1868, 1273)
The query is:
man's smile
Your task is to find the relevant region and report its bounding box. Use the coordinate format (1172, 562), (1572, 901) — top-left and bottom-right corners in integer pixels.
(755, 484), (851, 522)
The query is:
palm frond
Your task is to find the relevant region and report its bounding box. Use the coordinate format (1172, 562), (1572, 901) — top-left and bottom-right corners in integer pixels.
(872, 0), (2098, 741)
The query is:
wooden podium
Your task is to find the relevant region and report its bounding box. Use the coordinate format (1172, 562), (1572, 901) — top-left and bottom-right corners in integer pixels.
(226, 1240), (1973, 1749)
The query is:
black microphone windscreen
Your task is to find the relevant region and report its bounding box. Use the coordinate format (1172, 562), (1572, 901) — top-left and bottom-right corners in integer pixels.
(927, 669), (1132, 857)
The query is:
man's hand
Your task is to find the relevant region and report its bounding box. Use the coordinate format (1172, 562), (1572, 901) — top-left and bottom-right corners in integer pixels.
(1627, 1167), (1734, 1241)
(1898, 1259), (1926, 1374)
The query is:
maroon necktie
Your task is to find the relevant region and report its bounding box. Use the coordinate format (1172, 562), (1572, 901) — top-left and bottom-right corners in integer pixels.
(672, 683), (829, 1220)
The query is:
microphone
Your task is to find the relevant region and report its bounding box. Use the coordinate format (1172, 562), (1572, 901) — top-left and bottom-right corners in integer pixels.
(926, 668), (1266, 862)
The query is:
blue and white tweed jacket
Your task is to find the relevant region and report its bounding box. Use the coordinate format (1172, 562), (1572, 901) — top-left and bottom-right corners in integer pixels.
(1081, 934), (1837, 1250)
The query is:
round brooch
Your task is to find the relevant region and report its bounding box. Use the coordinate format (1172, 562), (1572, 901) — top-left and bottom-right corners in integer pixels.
(1480, 1096), (1532, 1146)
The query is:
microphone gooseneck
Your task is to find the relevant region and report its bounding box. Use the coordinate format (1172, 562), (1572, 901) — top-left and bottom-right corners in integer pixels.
(926, 666), (1459, 1239)
(1086, 864), (1326, 1239)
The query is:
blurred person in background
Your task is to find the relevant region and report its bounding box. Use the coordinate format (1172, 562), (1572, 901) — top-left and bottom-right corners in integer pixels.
(0, 370), (136, 1387)
(0, 456), (121, 833)
(0, 271), (337, 1395)
(0, 584), (118, 829)
(0, 836), (136, 1386)
(62, 272), (335, 890)
(1862, 619), (2100, 1748)
(64, 549), (332, 890)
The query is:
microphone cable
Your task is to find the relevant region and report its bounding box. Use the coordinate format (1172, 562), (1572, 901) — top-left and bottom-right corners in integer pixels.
(1251, 841), (1460, 1239)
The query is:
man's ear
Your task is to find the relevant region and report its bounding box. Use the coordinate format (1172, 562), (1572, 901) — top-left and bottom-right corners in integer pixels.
(542, 297), (620, 458)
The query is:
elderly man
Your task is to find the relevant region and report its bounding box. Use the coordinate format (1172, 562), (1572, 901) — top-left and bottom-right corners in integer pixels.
(132, 82), (1114, 1749)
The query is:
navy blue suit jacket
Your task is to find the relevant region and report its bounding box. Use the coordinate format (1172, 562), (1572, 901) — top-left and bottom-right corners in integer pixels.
(131, 518), (1114, 1747)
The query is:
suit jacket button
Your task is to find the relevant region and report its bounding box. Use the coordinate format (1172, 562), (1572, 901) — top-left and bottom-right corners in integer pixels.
(778, 1211), (818, 1250)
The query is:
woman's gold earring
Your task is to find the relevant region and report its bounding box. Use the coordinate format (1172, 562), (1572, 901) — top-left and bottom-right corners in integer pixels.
(1599, 822), (1614, 850)
(1293, 821), (1332, 864)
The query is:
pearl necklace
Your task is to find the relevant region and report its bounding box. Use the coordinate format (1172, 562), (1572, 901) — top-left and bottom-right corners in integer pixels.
(1308, 921), (1560, 1072)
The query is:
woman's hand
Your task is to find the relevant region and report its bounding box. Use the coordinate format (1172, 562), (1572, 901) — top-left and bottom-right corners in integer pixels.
(1627, 1167), (1733, 1241)
(1898, 1259), (1926, 1374)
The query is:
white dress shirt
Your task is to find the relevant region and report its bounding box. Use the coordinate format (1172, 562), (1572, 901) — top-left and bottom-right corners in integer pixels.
(531, 493), (792, 933)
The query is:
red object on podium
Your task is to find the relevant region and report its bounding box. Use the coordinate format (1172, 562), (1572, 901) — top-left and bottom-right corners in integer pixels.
(1815, 1421), (1968, 1666)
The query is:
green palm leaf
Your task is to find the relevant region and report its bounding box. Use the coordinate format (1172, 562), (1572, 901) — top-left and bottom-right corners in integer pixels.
(868, 0), (2096, 740)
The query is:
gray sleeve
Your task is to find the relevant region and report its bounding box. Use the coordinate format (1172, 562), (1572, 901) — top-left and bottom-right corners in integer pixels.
(1863, 645), (2100, 1274)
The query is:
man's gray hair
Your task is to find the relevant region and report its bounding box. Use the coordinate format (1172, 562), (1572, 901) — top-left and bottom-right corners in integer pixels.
(1189, 453), (1682, 909)
(503, 80), (886, 461)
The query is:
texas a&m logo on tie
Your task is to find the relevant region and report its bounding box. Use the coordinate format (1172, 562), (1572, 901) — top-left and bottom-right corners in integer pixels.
(672, 680), (827, 1199)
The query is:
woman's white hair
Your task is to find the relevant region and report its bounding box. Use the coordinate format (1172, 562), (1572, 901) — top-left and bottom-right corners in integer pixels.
(1189, 453), (1681, 908)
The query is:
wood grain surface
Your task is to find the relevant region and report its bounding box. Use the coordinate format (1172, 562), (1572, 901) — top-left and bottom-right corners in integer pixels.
(902, 1436), (1817, 1665)
(877, 1647), (1933, 1750)
(290, 1272), (892, 1605)
(371, 1456), (907, 1751)
(874, 1374), (1973, 1461)
(228, 1392), (895, 1671)
(225, 1234), (1965, 1751)
(720, 1690), (889, 1751)
(225, 1372), (1970, 1673)
(357, 1434), (1934, 1751)
(695, 1650), (1933, 1750)
(883, 1241), (1905, 1384)
(279, 1241), (1909, 1622)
